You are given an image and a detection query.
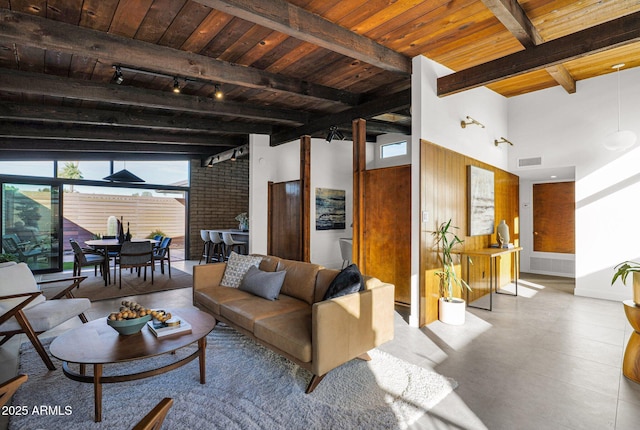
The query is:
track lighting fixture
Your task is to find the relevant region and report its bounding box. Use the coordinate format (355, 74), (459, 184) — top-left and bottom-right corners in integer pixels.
(460, 116), (485, 128)
(494, 137), (514, 146)
(173, 77), (181, 94)
(214, 84), (224, 100)
(326, 125), (345, 143)
(112, 66), (124, 85)
(231, 150), (237, 161)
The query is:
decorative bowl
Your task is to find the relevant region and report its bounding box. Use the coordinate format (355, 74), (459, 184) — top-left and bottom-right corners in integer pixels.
(107, 314), (151, 335)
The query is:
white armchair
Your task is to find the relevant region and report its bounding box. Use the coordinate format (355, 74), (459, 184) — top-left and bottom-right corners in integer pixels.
(0, 262), (91, 370)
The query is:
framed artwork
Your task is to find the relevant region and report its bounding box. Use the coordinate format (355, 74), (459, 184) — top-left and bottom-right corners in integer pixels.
(315, 188), (346, 230)
(468, 165), (495, 236)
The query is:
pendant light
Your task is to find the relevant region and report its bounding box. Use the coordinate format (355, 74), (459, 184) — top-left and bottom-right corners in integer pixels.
(103, 162), (145, 183)
(603, 63), (637, 151)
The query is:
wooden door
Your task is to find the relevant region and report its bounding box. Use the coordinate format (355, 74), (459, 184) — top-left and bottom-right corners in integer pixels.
(533, 182), (575, 253)
(363, 165), (411, 304)
(268, 180), (302, 260)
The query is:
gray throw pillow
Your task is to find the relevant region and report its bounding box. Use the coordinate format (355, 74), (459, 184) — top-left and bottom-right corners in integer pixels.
(239, 265), (286, 301)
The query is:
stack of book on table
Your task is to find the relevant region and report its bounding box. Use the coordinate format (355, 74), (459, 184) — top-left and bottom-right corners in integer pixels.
(147, 315), (192, 338)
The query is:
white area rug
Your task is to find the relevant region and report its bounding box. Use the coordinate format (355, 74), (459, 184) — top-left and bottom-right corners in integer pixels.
(10, 325), (457, 429)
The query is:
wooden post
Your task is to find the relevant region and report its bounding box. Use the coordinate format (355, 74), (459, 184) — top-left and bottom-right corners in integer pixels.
(300, 135), (311, 262)
(352, 119), (366, 270)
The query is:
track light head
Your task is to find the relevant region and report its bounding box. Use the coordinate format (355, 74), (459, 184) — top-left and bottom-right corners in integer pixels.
(112, 66), (124, 85)
(231, 149), (237, 161)
(326, 125), (337, 142)
(173, 77), (181, 94)
(214, 84), (223, 99)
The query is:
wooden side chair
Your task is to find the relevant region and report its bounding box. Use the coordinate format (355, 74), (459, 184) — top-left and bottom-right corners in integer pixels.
(117, 241), (153, 289)
(0, 262), (91, 370)
(132, 398), (173, 430)
(0, 374), (28, 407)
(69, 238), (109, 285)
(152, 237), (172, 277)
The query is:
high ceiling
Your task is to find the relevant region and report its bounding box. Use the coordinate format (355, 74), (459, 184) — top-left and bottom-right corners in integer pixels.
(0, 0), (638, 163)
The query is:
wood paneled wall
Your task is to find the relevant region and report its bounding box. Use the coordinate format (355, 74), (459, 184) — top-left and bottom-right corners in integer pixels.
(363, 165), (411, 304)
(420, 140), (519, 325)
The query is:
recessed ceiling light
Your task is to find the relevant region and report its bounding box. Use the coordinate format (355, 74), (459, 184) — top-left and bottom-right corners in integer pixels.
(550, 175), (557, 179)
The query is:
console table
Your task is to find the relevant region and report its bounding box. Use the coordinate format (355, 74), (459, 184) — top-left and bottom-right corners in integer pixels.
(623, 300), (640, 384)
(462, 246), (522, 311)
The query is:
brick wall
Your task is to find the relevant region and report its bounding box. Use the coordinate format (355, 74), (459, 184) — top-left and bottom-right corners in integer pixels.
(188, 158), (249, 259)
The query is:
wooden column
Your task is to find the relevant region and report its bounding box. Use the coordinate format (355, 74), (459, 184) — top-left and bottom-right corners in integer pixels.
(300, 135), (311, 262)
(352, 119), (366, 270)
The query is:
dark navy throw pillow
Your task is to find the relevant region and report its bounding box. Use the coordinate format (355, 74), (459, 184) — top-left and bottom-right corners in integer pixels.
(323, 264), (364, 300)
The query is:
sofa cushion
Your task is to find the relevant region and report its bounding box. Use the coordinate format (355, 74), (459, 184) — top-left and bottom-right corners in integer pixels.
(315, 269), (339, 303)
(323, 264), (364, 300)
(239, 265), (285, 301)
(220, 252), (262, 288)
(0, 262), (45, 313)
(257, 255), (280, 272)
(254, 309), (312, 363)
(275, 259), (322, 305)
(220, 295), (308, 332)
(194, 286), (254, 315)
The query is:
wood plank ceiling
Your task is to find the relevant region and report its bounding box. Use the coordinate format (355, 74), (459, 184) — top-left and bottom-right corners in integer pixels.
(0, 0), (638, 162)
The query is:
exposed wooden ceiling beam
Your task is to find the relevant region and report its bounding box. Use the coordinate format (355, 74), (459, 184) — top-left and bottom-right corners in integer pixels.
(481, 0), (575, 94)
(0, 103), (273, 135)
(0, 9), (358, 106)
(481, 0), (543, 48)
(270, 89), (411, 146)
(339, 120), (410, 136)
(194, 0), (411, 75)
(0, 69), (307, 125)
(0, 139), (222, 156)
(438, 10), (640, 96)
(0, 123), (244, 147)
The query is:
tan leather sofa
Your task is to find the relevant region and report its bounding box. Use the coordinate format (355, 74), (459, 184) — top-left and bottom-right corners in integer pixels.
(192, 255), (395, 393)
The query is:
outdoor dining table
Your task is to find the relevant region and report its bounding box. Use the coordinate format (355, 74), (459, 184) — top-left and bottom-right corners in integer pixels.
(85, 238), (159, 285)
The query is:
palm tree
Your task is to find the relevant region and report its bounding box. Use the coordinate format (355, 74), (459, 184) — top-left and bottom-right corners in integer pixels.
(58, 162), (83, 192)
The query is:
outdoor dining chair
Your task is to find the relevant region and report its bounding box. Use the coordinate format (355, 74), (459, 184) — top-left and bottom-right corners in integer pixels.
(117, 241), (154, 289)
(2, 236), (43, 265)
(0, 262), (90, 370)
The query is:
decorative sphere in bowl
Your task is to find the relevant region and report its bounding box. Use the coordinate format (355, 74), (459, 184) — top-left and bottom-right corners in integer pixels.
(107, 314), (151, 335)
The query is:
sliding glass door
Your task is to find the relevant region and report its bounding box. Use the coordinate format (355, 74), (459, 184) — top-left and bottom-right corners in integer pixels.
(1, 183), (62, 273)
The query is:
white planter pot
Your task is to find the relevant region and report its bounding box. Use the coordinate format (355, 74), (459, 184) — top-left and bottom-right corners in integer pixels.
(439, 297), (466, 325)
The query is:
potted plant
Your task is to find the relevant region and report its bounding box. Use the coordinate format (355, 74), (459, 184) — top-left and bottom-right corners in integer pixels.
(0, 253), (19, 263)
(611, 261), (640, 305)
(235, 212), (249, 231)
(433, 219), (471, 325)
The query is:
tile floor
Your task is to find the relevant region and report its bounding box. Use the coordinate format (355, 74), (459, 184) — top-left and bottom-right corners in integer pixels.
(1, 265), (639, 429)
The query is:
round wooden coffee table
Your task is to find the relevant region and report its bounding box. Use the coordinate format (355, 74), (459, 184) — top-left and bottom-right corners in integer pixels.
(50, 307), (216, 422)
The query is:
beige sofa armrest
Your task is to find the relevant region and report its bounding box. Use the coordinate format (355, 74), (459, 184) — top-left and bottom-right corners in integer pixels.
(311, 282), (395, 376)
(192, 263), (226, 291)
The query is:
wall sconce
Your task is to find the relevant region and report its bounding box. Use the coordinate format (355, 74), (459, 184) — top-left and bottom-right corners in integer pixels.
(460, 116), (485, 128)
(494, 137), (514, 146)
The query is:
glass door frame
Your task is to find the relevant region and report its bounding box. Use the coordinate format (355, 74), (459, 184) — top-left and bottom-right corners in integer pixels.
(1, 178), (63, 274)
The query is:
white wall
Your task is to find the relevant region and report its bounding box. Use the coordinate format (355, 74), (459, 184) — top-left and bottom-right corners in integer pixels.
(310, 138), (353, 268)
(249, 136), (353, 268)
(508, 67), (640, 301)
(410, 55), (510, 326)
